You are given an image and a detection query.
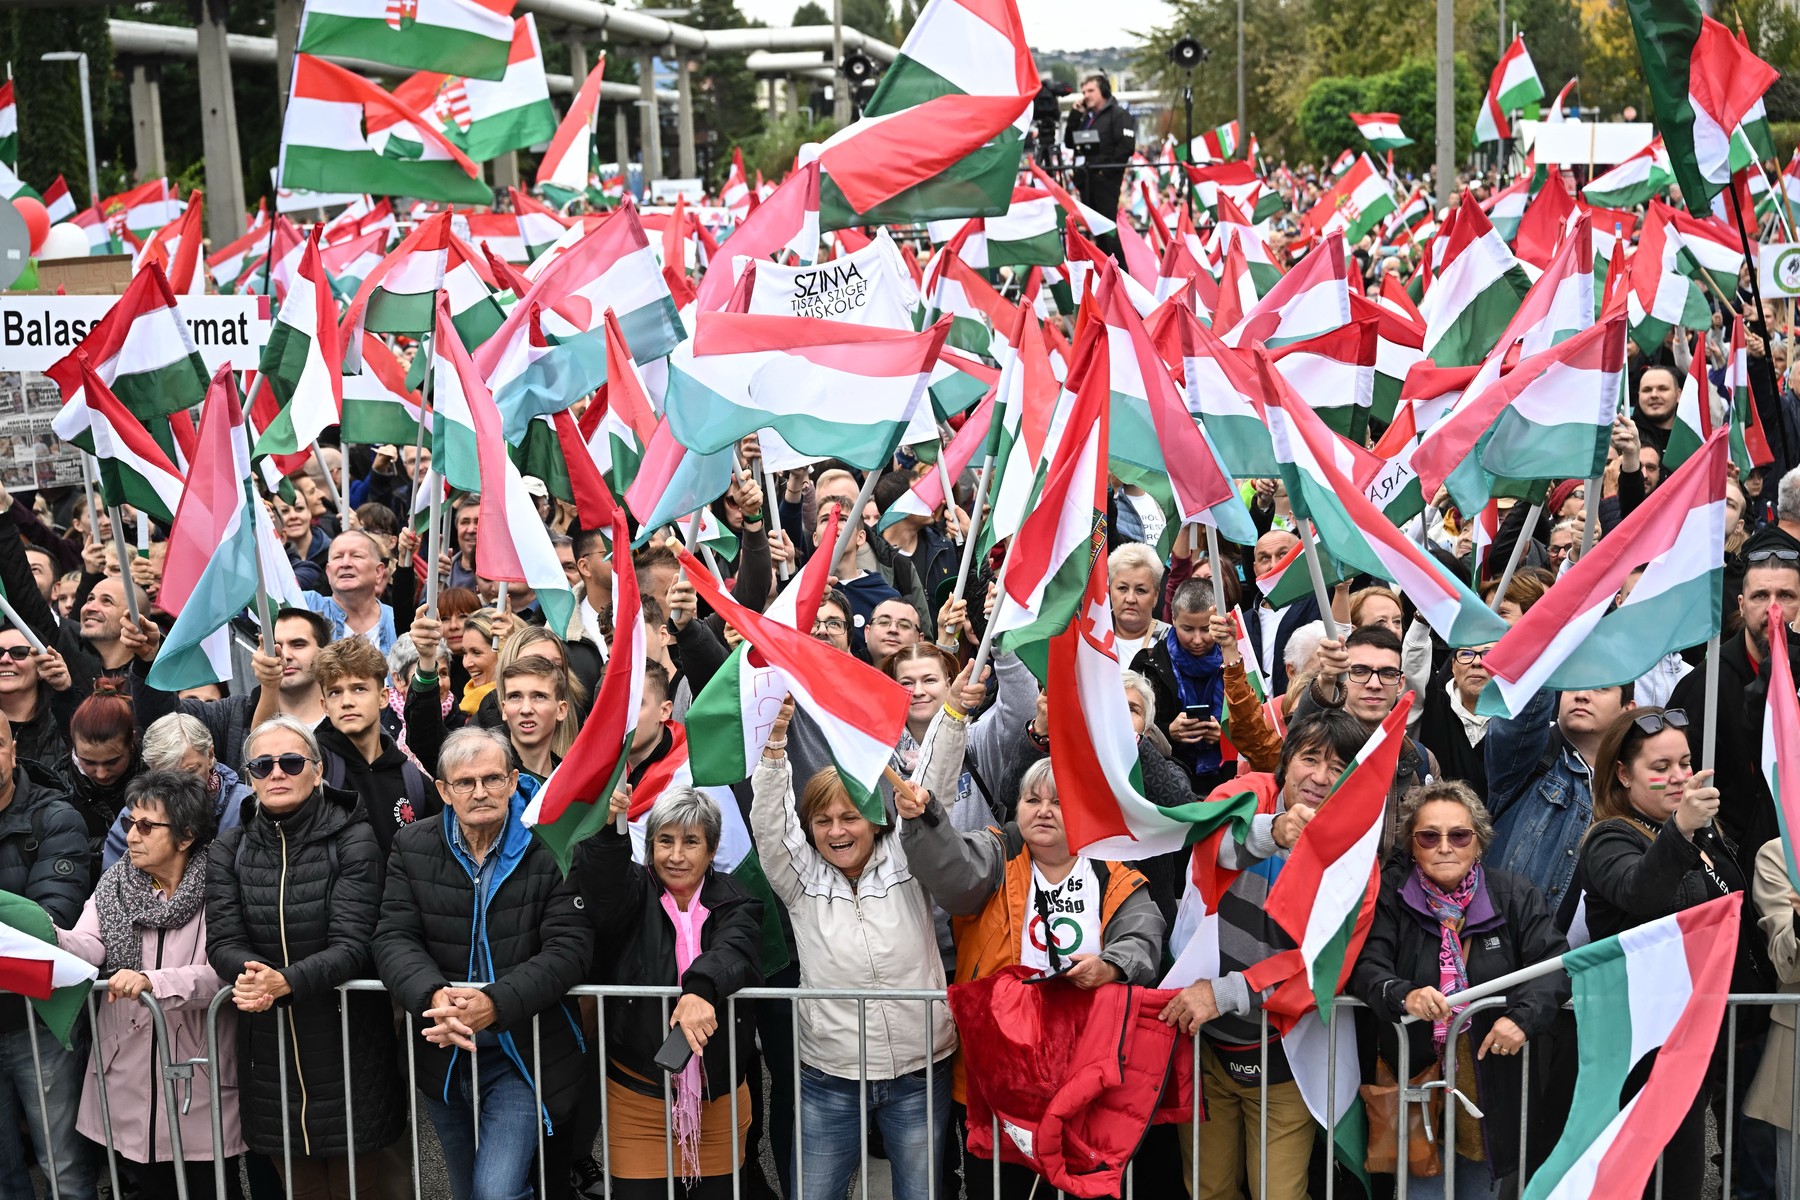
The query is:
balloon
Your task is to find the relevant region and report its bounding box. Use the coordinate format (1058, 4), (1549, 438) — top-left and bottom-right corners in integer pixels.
(39, 222), (90, 261)
(11, 196), (48, 255)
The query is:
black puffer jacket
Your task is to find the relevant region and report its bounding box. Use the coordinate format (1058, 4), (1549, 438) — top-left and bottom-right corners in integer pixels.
(0, 759), (90, 1033)
(374, 784), (593, 1128)
(313, 721), (440, 859)
(1351, 865), (1569, 1180)
(576, 821), (763, 1102)
(206, 784), (406, 1158)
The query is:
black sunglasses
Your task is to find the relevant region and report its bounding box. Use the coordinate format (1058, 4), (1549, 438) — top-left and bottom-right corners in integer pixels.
(245, 753), (316, 780)
(0, 646), (31, 661)
(1631, 708), (1690, 737)
(121, 818), (171, 837)
(1747, 549), (1800, 565)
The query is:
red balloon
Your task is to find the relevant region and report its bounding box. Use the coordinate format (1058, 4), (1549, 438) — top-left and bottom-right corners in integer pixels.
(12, 196), (49, 255)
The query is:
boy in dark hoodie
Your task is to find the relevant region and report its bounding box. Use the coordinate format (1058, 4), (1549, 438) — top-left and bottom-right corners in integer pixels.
(311, 636), (439, 857)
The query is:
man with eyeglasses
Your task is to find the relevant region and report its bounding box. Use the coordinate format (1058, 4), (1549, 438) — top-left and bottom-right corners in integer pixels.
(865, 598), (923, 671)
(1302, 624), (1438, 852)
(1414, 643), (1496, 798)
(1669, 543), (1800, 858)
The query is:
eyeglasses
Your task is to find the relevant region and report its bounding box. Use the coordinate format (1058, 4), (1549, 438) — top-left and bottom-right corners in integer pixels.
(245, 753), (317, 780)
(0, 646), (32, 661)
(1748, 548), (1800, 565)
(122, 818), (172, 837)
(812, 618), (848, 633)
(1631, 708), (1690, 736)
(1452, 648), (1489, 665)
(1346, 665), (1405, 685)
(1412, 828), (1476, 850)
(870, 617), (917, 632)
(445, 772), (513, 797)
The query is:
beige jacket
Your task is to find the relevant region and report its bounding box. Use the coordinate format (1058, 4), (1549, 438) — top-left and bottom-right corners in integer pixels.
(748, 715), (964, 1080)
(1745, 839), (1800, 1129)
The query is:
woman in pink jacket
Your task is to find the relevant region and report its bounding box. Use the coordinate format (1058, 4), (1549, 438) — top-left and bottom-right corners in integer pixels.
(58, 769), (244, 1199)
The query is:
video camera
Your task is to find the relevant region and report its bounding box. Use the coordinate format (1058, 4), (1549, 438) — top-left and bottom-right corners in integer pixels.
(1031, 81), (1073, 170)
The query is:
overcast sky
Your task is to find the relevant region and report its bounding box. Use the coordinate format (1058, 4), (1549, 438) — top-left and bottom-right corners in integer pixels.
(733, 0), (1171, 52)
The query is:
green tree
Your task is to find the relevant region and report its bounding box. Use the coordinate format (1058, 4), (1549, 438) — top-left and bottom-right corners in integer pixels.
(841, 0), (896, 42)
(0, 8), (116, 207)
(1296, 76), (1369, 161)
(791, 2), (829, 25)
(688, 0), (765, 185)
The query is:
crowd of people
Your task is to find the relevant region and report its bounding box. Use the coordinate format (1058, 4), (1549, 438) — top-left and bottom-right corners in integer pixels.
(4, 181), (1800, 1200)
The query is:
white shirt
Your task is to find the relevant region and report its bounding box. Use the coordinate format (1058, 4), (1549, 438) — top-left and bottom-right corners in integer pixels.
(1259, 601), (1289, 679)
(1633, 651), (1693, 710)
(1446, 678), (1489, 746)
(1020, 859), (1104, 974)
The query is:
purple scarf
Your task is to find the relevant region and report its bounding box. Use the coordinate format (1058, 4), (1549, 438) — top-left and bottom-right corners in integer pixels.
(660, 890), (711, 1183)
(1415, 862), (1481, 1050)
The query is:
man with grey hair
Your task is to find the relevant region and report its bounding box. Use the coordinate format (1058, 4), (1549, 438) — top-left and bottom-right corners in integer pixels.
(303, 530), (397, 654)
(373, 725), (592, 1200)
(100, 713), (251, 869)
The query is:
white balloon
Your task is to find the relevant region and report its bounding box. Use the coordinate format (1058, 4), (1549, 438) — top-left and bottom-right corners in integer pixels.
(39, 223), (90, 261)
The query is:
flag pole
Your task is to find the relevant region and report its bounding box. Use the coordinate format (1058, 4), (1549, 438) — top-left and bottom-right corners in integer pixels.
(0, 590), (46, 653)
(107, 505), (141, 626)
(964, 545), (1013, 682)
(78, 454), (100, 551)
(933, 434), (962, 546)
(1401, 954), (1569, 1021)
(497, 581), (508, 615)
(1297, 519), (1340, 641)
(135, 509), (150, 560)
(759, 457), (791, 583)
(311, 441), (347, 520)
(1204, 521), (1226, 615)
(244, 483), (277, 657)
(1701, 632), (1720, 775)
(1486, 502), (1540, 612)
(1727, 189), (1795, 460)
(945, 451), (996, 643)
(827, 467), (881, 571)
(425, 481), (444, 620)
(1580, 475), (1601, 556)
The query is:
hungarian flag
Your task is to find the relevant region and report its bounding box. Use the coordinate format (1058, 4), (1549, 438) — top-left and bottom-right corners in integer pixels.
(134, 189), (205, 296)
(1329, 149), (1355, 176)
(1661, 335), (1710, 473)
(1220, 231), (1351, 350)
(722, 147), (751, 220)
(923, 232), (1010, 356)
(675, 535), (910, 823)
(103, 179), (183, 247)
(1415, 310), (1623, 518)
(431, 293), (575, 632)
(79, 356), (185, 525)
(1478, 429), (1726, 717)
(47, 264), (210, 446)
(1584, 136), (1675, 208)
(340, 331), (424, 447)
(981, 302), (1062, 553)
(1265, 317), (1379, 444)
(623, 416), (735, 541)
(1721, 312), (1774, 478)
(279, 54), (492, 206)
(1145, 297), (1276, 478)
(536, 53), (606, 207)
(1522, 893), (1740, 1199)
(254, 228), (343, 458)
(1513, 165), (1576, 270)
(0, 81), (15, 168)
(207, 214), (272, 294)
(1762, 601), (1800, 896)
(1625, 5), (1778, 216)
(1475, 33), (1544, 143)
(0, 891), (98, 1049)
(812, 0), (1037, 229)
(1259, 354), (1509, 648)
(1351, 288), (1425, 425)
(664, 313), (948, 470)
(878, 390), (994, 532)
(523, 491), (644, 874)
(149, 367), (301, 690)
(479, 199), (682, 442)
(1303, 154), (1397, 243)
(688, 507), (841, 785)
(927, 187), (1065, 269)
(42, 176), (75, 224)
(1626, 200), (1712, 353)
(571, 307), (659, 499)
(388, 15), (555, 162)
(1351, 112), (1411, 151)
(298, 0), (516, 81)
(1419, 191), (1532, 368)
(1188, 120), (1241, 163)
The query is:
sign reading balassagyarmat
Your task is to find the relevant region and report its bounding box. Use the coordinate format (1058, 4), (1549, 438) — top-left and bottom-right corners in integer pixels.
(0, 296), (270, 372)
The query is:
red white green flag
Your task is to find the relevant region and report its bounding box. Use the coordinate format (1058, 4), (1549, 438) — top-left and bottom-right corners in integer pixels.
(0, 890), (98, 1048)
(297, 0), (516, 82)
(78, 354), (185, 524)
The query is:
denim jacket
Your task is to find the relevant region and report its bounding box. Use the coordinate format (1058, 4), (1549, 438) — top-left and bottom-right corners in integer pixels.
(1483, 688), (1592, 910)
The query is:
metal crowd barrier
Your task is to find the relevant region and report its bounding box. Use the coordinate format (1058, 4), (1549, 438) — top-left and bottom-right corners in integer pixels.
(10, 981), (1800, 1200)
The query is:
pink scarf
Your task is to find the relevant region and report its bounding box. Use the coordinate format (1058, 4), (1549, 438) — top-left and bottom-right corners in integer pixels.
(660, 890), (711, 1183)
(1416, 863), (1480, 1051)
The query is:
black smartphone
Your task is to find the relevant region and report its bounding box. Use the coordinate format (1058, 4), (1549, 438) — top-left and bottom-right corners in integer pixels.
(653, 1025), (694, 1074)
(1183, 703), (1212, 723)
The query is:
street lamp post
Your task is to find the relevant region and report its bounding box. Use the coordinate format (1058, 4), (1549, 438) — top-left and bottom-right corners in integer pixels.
(41, 52), (99, 208)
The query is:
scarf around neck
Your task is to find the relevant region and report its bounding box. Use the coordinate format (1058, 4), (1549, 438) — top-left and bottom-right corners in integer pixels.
(1416, 861), (1481, 1051)
(661, 889), (712, 1183)
(95, 851), (208, 974)
(1163, 626), (1222, 709)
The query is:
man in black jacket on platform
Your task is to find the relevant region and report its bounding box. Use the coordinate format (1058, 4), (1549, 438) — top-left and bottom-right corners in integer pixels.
(374, 726), (592, 1200)
(1064, 73), (1136, 264)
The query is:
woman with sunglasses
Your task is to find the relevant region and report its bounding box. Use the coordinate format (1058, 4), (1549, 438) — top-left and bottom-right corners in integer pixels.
(1576, 705), (1773, 1197)
(205, 716), (406, 1198)
(1350, 781), (1568, 1198)
(59, 770), (245, 1199)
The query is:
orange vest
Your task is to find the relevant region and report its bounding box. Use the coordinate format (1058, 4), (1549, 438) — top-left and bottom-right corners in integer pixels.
(947, 830), (1149, 1102)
